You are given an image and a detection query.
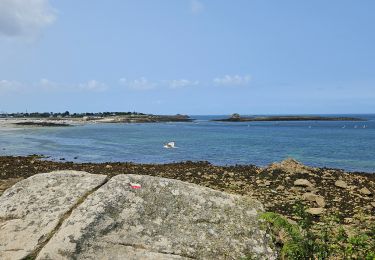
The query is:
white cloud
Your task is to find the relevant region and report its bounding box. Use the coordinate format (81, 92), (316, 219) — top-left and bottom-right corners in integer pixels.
(0, 80), (22, 93)
(213, 74), (252, 86)
(119, 77), (156, 90)
(78, 80), (108, 92)
(119, 78), (127, 85)
(190, 0), (204, 14)
(167, 79), (199, 89)
(0, 0), (56, 38)
(0, 78), (108, 94)
(38, 79), (107, 92)
(39, 78), (59, 90)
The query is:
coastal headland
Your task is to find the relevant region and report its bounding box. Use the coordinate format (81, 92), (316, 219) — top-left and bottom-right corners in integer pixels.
(214, 113), (366, 122)
(0, 112), (192, 127)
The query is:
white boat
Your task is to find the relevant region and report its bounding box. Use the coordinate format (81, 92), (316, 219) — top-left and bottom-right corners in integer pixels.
(163, 141), (176, 149)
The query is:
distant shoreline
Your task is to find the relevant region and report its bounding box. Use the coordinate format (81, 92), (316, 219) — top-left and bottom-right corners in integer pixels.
(0, 113), (193, 128)
(0, 113), (369, 128)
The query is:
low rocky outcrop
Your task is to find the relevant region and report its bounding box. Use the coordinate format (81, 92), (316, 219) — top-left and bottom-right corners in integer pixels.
(268, 158), (314, 175)
(213, 115), (366, 122)
(13, 121), (71, 127)
(0, 172), (276, 260)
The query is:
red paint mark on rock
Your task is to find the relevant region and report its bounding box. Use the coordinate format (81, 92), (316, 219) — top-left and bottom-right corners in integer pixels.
(130, 183), (141, 189)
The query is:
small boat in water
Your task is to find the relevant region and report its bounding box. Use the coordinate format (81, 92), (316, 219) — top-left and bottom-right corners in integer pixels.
(163, 141), (176, 149)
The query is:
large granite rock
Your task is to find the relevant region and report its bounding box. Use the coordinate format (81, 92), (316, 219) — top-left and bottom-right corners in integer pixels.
(1, 172), (276, 260)
(0, 171), (107, 260)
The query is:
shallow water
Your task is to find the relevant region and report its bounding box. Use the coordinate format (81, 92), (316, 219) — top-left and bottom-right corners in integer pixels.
(0, 114), (374, 173)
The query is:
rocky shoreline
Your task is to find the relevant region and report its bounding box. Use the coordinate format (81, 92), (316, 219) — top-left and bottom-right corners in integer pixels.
(0, 156), (373, 221)
(0, 156), (374, 258)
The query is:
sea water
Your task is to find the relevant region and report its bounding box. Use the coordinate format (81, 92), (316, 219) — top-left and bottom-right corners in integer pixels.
(0, 114), (374, 173)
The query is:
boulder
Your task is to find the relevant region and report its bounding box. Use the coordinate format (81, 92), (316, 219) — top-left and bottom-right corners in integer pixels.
(315, 196), (326, 208)
(0, 171), (107, 260)
(359, 187), (372, 196)
(0, 172), (276, 260)
(302, 192), (317, 202)
(335, 180), (348, 189)
(294, 179), (314, 187)
(301, 193), (326, 208)
(305, 208), (324, 215)
(267, 158), (313, 174)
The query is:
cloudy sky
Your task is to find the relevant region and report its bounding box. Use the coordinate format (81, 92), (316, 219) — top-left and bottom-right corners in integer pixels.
(0, 0), (374, 114)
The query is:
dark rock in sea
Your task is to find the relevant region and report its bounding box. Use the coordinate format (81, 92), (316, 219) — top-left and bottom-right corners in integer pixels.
(213, 115), (367, 122)
(14, 122), (71, 127)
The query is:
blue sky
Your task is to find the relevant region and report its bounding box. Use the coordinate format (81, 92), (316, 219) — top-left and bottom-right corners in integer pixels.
(0, 0), (374, 114)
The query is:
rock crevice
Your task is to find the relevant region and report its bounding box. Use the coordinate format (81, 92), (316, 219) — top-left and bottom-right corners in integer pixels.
(0, 171), (108, 260)
(26, 176), (111, 260)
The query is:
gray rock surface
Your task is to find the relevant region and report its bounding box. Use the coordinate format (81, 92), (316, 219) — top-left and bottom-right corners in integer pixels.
(0, 172), (276, 260)
(0, 171), (107, 260)
(38, 174), (275, 259)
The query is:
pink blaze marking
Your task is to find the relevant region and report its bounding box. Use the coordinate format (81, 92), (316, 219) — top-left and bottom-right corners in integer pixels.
(130, 183), (141, 189)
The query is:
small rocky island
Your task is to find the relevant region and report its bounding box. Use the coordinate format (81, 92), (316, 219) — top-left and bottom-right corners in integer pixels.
(214, 113), (366, 122)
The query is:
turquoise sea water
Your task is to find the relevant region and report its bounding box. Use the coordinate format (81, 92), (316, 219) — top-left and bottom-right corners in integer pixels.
(0, 114), (374, 173)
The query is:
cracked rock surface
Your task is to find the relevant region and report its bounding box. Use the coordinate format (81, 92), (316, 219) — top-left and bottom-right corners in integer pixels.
(0, 172), (276, 260)
(0, 171), (107, 260)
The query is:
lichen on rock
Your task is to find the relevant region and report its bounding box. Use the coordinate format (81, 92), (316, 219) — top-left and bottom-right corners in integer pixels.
(0, 172), (276, 260)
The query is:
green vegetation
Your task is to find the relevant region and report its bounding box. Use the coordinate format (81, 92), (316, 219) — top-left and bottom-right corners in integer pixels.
(260, 202), (375, 259)
(0, 111), (146, 118)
